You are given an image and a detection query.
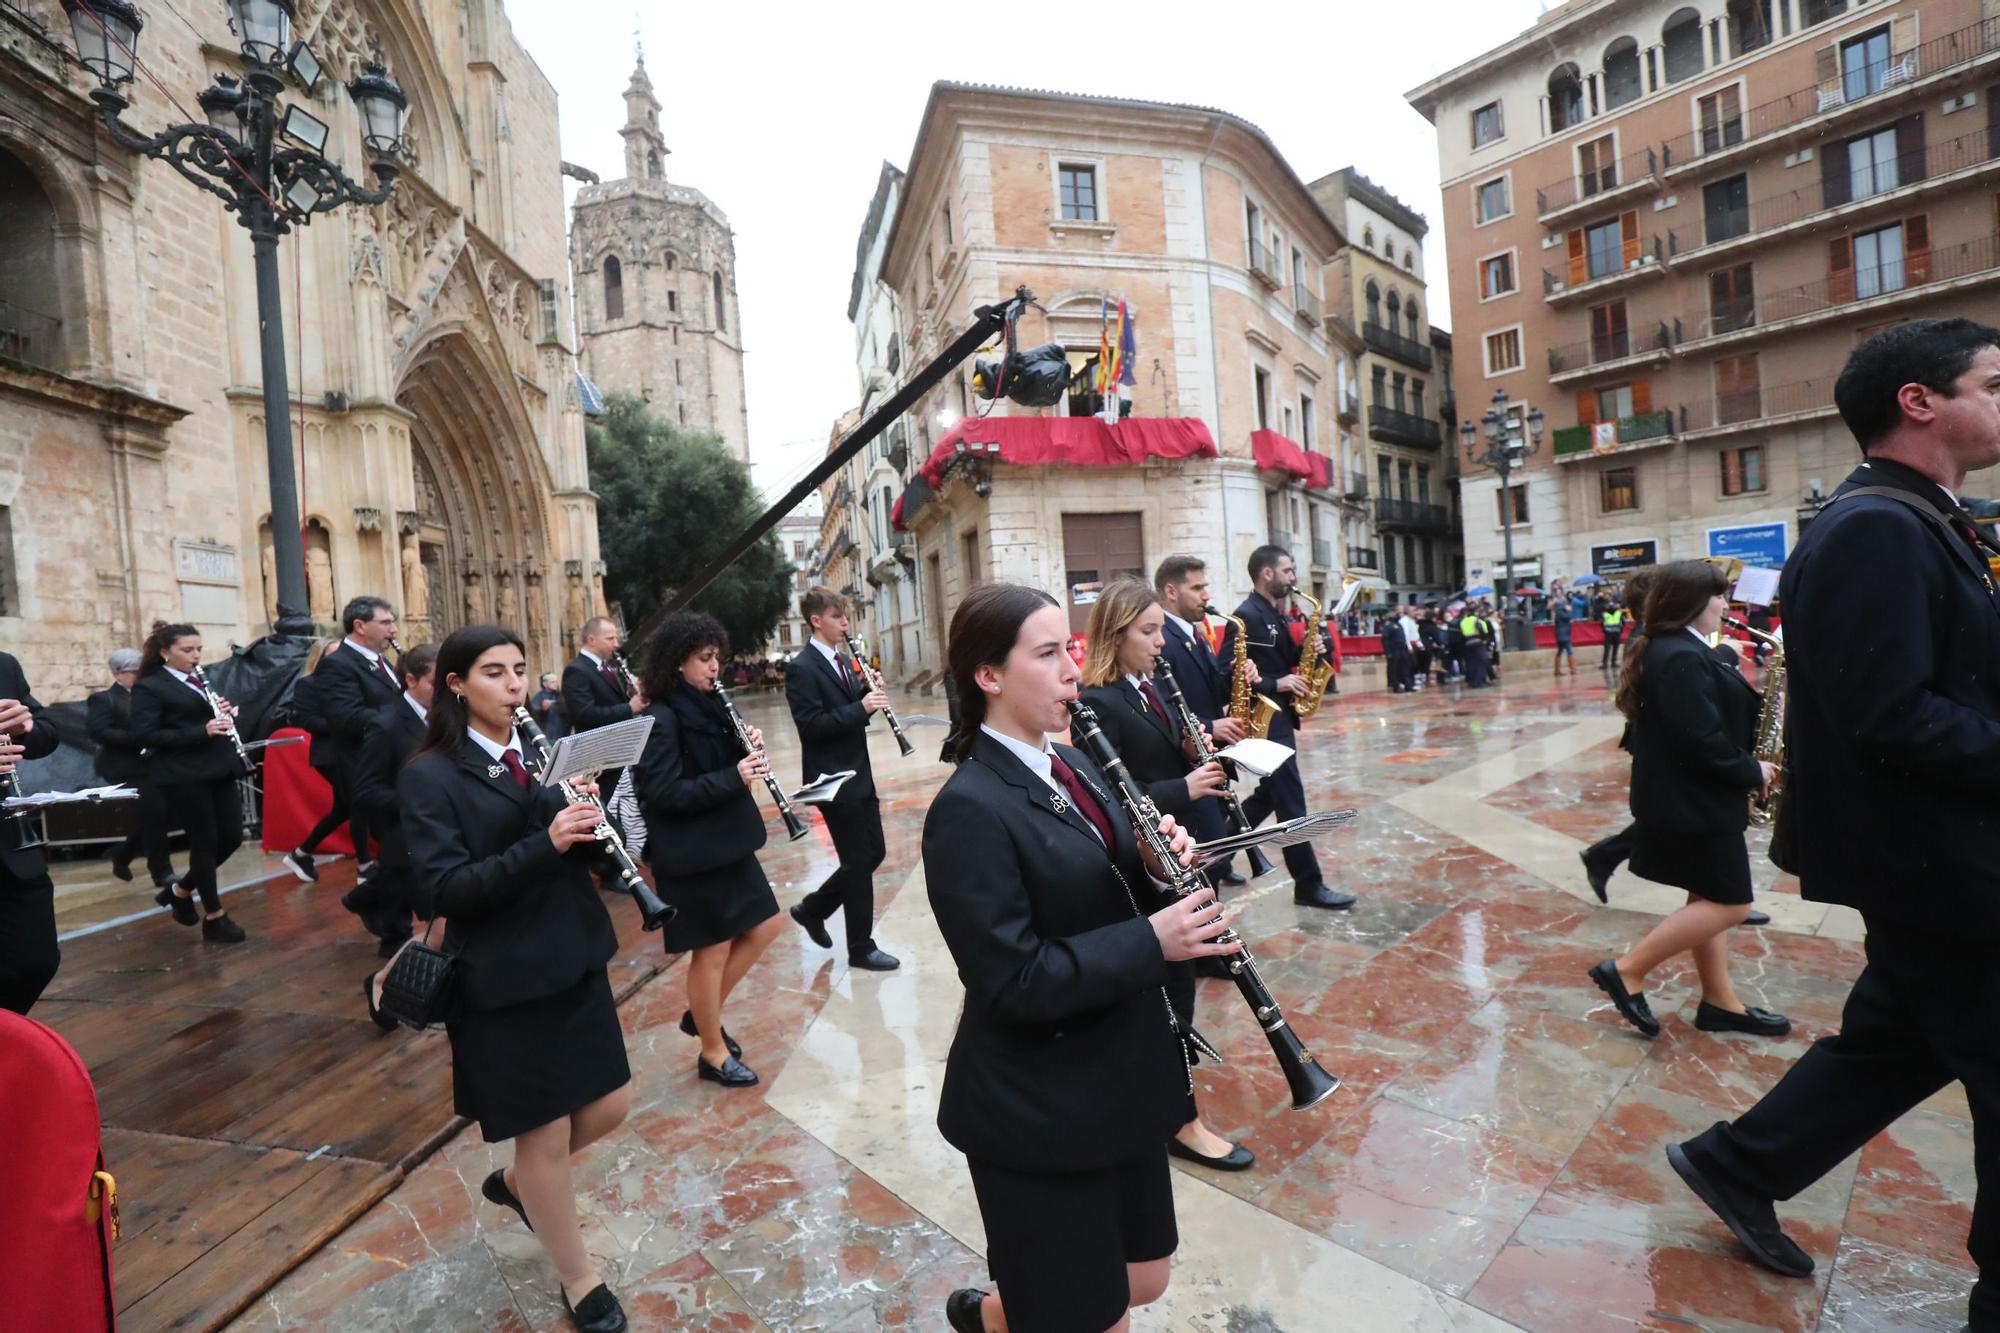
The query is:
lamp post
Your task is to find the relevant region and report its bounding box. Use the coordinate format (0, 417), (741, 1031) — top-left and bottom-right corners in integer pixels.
(60, 0), (406, 634)
(1459, 387), (1545, 652)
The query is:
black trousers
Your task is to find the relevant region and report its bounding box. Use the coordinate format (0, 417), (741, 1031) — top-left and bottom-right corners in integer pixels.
(161, 779), (242, 913)
(0, 864), (58, 1015)
(345, 863), (416, 943)
(1584, 822), (1636, 869)
(1239, 710), (1324, 893)
(1463, 642), (1492, 687)
(798, 797), (884, 951)
(300, 763), (372, 860)
(1385, 650), (1412, 692)
(1688, 923), (2000, 1299)
(1602, 632), (1624, 668)
(115, 778), (176, 884)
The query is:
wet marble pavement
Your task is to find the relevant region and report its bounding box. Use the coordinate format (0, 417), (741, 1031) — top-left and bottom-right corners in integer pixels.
(220, 673), (1974, 1332)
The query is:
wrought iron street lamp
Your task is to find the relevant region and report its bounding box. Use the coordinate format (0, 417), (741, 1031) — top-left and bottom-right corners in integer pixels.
(60, 0), (405, 633)
(1460, 387), (1545, 652)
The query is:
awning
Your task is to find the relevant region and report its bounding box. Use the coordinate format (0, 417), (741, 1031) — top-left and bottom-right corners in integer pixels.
(1250, 429), (1331, 490)
(917, 416), (1218, 488)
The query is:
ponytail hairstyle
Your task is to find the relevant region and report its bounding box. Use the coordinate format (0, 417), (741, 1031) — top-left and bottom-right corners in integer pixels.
(946, 582), (1060, 764)
(140, 622), (198, 676)
(1080, 578), (1159, 688)
(1613, 560), (1729, 719)
(414, 624), (526, 761)
(397, 643), (440, 690)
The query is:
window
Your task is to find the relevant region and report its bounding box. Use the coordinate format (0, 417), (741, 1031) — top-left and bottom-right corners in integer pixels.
(1602, 467), (1640, 511)
(1663, 7), (1705, 84)
(1378, 455), (1393, 498)
(1058, 163), (1099, 221)
(1704, 174), (1750, 244)
(1417, 465), (1432, 504)
(1721, 445), (1766, 495)
(1604, 38), (1642, 110)
(1589, 300), (1630, 362)
(1549, 64), (1585, 133)
(1846, 127), (1900, 201)
(1698, 86), (1744, 154)
(1727, 0), (1773, 57)
(1362, 224), (1374, 248)
(602, 255), (623, 320)
(1391, 372), (1407, 414)
(1472, 101), (1504, 147)
(667, 289), (678, 313)
(1422, 539), (1436, 584)
(1480, 250), (1517, 299)
(1396, 461), (1412, 500)
(1403, 249), (1415, 270)
(1841, 26), (1892, 103)
(1385, 540), (1397, 584)
(538, 278), (558, 342)
(1364, 280), (1381, 325)
(1299, 395), (1315, 449)
(1254, 366), (1272, 430)
(1578, 135), (1619, 199)
(1485, 327), (1523, 374)
(1495, 485), (1531, 524)
(1854, 221), (1906, 297)
(1717, 353), (1762, 423)
(1475, 176), (1510, 223)
(943, 202), (953, 245)
(1803, 0), (1847, 24)
(1412, 379), (1426, 417)
(1710, 262), (1755, 333)
(1387, 292), (1403, 336)
(1585, 217), (1624, 280)
(1372, 365), (1388, 403)
(1597, 384), (1636, 421)
(712, 271), (726, 331)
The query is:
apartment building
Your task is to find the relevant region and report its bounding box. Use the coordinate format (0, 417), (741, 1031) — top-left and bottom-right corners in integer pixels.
(1410, 0), (2000, 586)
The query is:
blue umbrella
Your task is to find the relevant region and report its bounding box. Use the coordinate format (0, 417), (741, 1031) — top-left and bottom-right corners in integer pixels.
(1466, 585), (1494, 596)
(1572, 573), (1605, 585)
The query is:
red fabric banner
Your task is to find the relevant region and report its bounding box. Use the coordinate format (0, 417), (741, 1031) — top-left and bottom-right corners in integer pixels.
(259, 726), (354, 855)
(917, 416), (1218, 487)
(1249, 429), (1331, 489)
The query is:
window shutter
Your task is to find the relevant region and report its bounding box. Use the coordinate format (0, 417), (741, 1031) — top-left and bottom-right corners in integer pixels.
(1620, 210), (1641, 266)
(1631, 378), (1653, 415)
(1897, 114), (1927, 185)
(1829, 235), (1855, 303)
(1567, 228), (1587, 285)
(1814, 43), (1839, 93)
(1906, 213), (1931, 283)
(1988, 83), (2000, 160)
(1891, 13), (1918, 62)
(1577, 389), (1599, 428)
(1820, 135), (1851, 208)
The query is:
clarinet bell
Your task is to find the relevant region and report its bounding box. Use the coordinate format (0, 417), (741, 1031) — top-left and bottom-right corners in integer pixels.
(625, 869), (676, 932)
(781, 805), (811, 841)
(1246, 845), (1277, 879)
(1272, 1025), (1342, 1111)
(893, 731), (916, 759)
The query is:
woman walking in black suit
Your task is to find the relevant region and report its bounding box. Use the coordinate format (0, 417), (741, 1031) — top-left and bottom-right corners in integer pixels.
(931, 583), (1243, 1333)
(1589, 561), (1789, 1041)
(399, 625), (631, 1333)
(129, 623), (248, 943)
(1077, 578), (1252, 1174)
(633, 610), (783, 1088)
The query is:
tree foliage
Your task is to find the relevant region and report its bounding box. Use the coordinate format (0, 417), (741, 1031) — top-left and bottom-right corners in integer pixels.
(587, 393), (791, 658)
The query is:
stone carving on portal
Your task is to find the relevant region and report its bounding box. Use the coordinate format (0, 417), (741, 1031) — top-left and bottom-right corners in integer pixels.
(400, 531), (431, 644)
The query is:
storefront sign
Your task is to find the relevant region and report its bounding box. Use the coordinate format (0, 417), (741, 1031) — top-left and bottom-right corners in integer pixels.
(1707, 521), (1788, 569)
(1590, 540), (1658, 577)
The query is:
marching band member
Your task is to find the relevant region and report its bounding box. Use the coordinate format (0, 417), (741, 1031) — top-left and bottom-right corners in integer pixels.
(929, 583), (1241, 1333)
(564, 617), (647, 891)
(634, 610), (783, 1088)
(0, 649), (61, 1013)
(87, 646), (177, 893)
(130, 623), (248, 943)
(399, 625), (631, 1333)
(283, 599), (400, 883)
(1153, 555), (1255, 887)
(353, 643), (438, 1000)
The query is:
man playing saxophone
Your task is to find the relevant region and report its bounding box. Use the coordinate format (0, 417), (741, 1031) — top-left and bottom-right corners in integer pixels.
(1221, 545), (1353, 910)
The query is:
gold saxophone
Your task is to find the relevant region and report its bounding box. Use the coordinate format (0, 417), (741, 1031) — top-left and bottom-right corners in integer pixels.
(1292, 589), (1332, 719)
(1219, 608), (1279, 741)
(1724, 616), (1785, 826)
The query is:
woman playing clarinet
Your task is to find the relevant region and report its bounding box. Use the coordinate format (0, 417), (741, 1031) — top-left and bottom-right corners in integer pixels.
(633, 610), (783, 1088)
(398, 625), (631, 1333)
(1077, 578), (1253, 1174)
(930, 583), (1241, 1333)
(129, 623), (248, 943)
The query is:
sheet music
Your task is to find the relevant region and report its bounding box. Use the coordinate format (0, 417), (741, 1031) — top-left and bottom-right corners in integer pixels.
(536, 716), (654, 787)
(896, 713), (953, 727)
(245, 736), (305, 751)
(1215, 738), (1295, 778)
(1194, 810), (1355, 862)
(4, 785), (140, 808)
(791, 770), (858, 805)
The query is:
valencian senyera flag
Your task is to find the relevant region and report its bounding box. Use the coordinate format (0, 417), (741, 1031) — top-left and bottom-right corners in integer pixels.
(1094, 299), (1137, 396)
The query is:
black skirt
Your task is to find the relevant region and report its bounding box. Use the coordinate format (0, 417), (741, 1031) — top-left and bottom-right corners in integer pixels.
(656, 853), (779, 952)
(448, 967), (630, 1143)
(1628, 826), (1754, 905)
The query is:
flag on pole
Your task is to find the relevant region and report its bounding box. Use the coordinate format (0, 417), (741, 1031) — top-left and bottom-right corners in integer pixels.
(1117, 305), (1137, 386)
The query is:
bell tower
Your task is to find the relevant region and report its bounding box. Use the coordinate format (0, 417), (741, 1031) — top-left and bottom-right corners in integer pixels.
(620, 57), (667, 181)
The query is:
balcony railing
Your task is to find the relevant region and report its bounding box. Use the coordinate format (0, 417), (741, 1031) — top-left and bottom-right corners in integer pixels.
(1553, 409), (1677, 458)
(0, 297), (64, 374)
(1661, 16), (2000, 172)
(1537, 144), (1660, 218)
(1347, 546), (1381, 571)
(1342, 471), (1369, 500)
(1338, 389), (1361, 423)
(1269, 527), (1294, 549)
(1547, 320), (1676, 377)
(1312, 538), (1335, 568)
(1367, 405), (1443, 449)
(1686, 230), (2000, 343)
(1248, 239), (1284, 289)
(1362, 321), (1434, 370)
(1678, 375), (1841, 435)
(1374, 498), (1452, 532)
(1294, 284), (1323, 325)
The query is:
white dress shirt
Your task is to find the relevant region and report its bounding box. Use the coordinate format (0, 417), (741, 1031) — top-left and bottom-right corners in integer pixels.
(403, 693), (428, 722)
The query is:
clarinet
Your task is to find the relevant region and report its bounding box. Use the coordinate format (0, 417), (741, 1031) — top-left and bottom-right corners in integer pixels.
(842, 632), (914, 757)
(512, 706), (673, 931)
(714, 682), (809, 841)
(1154, 660), (1274, 880)
(1064, 698), (1341, 1112)
(0, 738), (45, 852)
(187, 665), (253, 776)
(609, 649), (642, 699)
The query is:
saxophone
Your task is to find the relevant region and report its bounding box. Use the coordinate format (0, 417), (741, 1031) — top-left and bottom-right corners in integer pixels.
(1292, 589), (1334, 719)
(1218, 607), (1279, 741)
(1724, 617), (1785, 826)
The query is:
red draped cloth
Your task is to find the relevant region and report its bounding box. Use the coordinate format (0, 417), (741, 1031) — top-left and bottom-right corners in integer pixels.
(917, 417), (1218, 486)
(258, 726), (354, 855)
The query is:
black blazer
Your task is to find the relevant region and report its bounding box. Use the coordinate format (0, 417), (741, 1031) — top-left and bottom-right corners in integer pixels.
(86, 683), (145, 785)
(1381, 621), (1409, 655)
(352, 698), (428, 875)
(315, 644), (402, 769)
(129, 670), (242, 785)
(1626, 630), (1762, 835)
(399, 738), (617, 1011)
(561, 654), (631, 733)
(1779, 458), (2000, 937)
(923, 732), (1187, 1173)
(784, 643), (876, 803)
(0, 652), (59, 878)
(1159, 618), (1227, 724)
(634, 684), (768, 878)
(1076, 681), (1194, 819)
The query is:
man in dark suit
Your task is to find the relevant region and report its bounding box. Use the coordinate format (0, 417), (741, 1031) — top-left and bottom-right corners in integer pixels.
(1380, 607), (1413, 693)
(1222, 545), (1354, 910)
(0, 651), (62, 1013)
(561, 616), (646, 802)
(349, 644), (437, 956)
(784, 588), (899, 971)
(1665, 319), (2000, 1327)
(86, 647), (177, 890)
(1155, 554), (1256, 888)
(282, 596), (400, 882)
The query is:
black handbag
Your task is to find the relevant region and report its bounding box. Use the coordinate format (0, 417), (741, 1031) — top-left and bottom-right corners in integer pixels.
(377, 919), (459, 1030)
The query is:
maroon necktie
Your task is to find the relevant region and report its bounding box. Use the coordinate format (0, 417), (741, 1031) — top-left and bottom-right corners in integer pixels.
(601, 663), (622, 693)
(501, 749), (532, 791)
(1951, 513), (1990, 561)
(1138, 679), (1170, 725)
(184, 677), (207, 698)
(1048, 752), (1117, 848)
(376, 656), (396, 687)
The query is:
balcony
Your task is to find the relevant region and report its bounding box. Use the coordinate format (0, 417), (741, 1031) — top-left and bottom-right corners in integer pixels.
(1543, 236), (1668, 306)
(1536, 145), (1661, 225)
(1347, 546), (1380, 571)
(1374, 498), (1453, 533)
(1312, 538), (1335, 568)
(1342, 471), (1369, 500)
(1268, 527), (1294, 549)
(1546, 321), (1676, 386)
(1439, 393), (1456, 425)
(1660, 16), (2000, 181)
(1677, 375), (1841, 439)
(0, 297), (63, 375)
(1294, 284), (1323, 326)
(1367, 405), (1443, 449)
(1362, 321), (1434, 370)
(1553, 409), (1678, 463)
(1248, 239), (1284, 290)
(1337, 389), (1361, 424)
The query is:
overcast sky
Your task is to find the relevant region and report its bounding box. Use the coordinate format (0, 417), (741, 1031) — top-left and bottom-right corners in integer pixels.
(503, 0), (1550, 497)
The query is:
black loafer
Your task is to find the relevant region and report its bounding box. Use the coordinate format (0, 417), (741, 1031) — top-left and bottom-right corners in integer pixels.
(1589, 959), (1660, 1037)
(1168, 1137), (1256, 1172)
(1741, 909), (1771, 926)
(1213, 871), (1249, 887)
(1294, 883), (1356, 910)
(1666, 1140), (1814, 1278)
(789, 903), (832, 949)
(481, 1167), (533, 1232)
(679, 1009), (741, 1058)
(1694, 1002), (1791, 1037)
(362, 974), (397, 1032)
(697, 1054), (758, 1087)
(158, 883), (200, 927)
(945, 1288), (988, 1333)
(201, 914), (247, 944)
(110, 854), (133, 882)
(562, 1281), (627, 1333)
(849, 947), (901, 971)
(1580, 850), (1612, 903)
